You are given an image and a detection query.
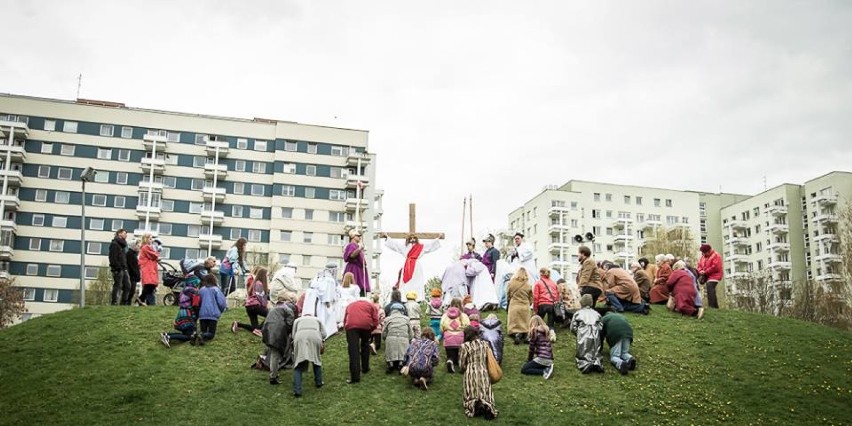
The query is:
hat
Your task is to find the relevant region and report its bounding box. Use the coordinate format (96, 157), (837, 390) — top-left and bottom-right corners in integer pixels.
(406, 291), (417, 301)
(430, 288), (442, 298)
(700, 244), (711, 253)
(325, 261), (338, 269)
(482, 234), (495, 243)
(580, 294), (593, 308)
(514, 232), (524, 238)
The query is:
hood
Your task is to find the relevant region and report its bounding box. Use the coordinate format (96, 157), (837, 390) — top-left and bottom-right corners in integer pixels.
(446, 307), (460, 319)
(430, 298), (442, 308)
(481, 317), (502, 329)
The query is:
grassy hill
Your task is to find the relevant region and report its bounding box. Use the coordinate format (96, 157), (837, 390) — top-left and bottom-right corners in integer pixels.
(0, 306), (850, 425)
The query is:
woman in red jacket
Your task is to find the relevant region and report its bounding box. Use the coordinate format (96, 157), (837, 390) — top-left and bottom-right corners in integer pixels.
(138, 233), (161, 306)
(697, 244), (723, 308)
(666, 261), (698, 317)
(533, 267), (560, 338)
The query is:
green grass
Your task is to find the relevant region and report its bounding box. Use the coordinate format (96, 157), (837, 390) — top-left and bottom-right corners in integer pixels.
(0, 306), (850, 425)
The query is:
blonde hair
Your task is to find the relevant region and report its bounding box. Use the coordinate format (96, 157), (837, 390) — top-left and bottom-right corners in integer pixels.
(140, 232), (153, 246)
(672, 260), (686, 271)
(449, 298), (463, 309)
(371, 293), (380, 303)
(342, 272), (355, 288)
(539, 267), (551, 278)
(528, 315), (549, 335)
(513, 267), (530, 283)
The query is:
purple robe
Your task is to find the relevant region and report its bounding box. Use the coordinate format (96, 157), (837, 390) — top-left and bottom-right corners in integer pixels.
(343, 242), (370, 293)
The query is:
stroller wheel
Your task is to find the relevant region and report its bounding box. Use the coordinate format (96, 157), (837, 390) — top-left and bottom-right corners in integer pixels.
(163, 293), (176, 306)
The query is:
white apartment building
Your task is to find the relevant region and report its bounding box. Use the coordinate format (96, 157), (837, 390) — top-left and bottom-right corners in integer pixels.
(0, 93), (383, 320)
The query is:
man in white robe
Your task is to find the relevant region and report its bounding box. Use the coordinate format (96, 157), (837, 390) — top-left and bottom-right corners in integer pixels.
(303, 263), (339, 340)
(383, 233), (443, 302)
(509, 232), (539, 283)
(464, 259), (499, 310)
(441, 260), (468, 307)
(271, 262), (301, 303)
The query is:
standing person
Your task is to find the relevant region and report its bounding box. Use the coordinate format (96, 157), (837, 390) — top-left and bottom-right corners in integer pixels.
(697, 244), (723, 309)
(404, 291), (422, 338)
(481, 234), (500, 281)
(303, 263), (340, 340)
(291, 314), (326, 397)
(382, 309), (413, 374)
(159, 276), (201, 348)
(382, 233), (444, 302)
(264, 292), (298, 384)
(533, 267), (560, 337)
(343, 297), (379, 384)
(577, 246), (604, 308)
(343, 229), (370, 296)
(108, 229), (131, 306)
(197, 274), (227, 344)
(521, 315), (555, 380)
(441, 298), (470, 373)
(125, 239), (141, 306)
(649, 254), (672, 304)
(506, 267), (533, 345)
(459, 326), (498, 420)
(602, 262), (648, 314)
(427, 288), (444, 340)
(630, 261), (652, 303)
(478, 314), (504, 365)
(220, 237), (247, 296)
(369, 293), (385, 355)
(137, 233), (160, 307)
(509, 232), (538, 282)
(403, 328), (440, 390)
(232, 266), (269, 336)
(601, 312), (636, 375)
(570, 294), (604, 374)
(461, 238), (482, 261)
(337, 272), (362, 326)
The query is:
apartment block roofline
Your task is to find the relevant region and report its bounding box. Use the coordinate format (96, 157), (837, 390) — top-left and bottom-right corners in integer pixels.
(804, 170), (852, 183)
(0, 92), (369, 135)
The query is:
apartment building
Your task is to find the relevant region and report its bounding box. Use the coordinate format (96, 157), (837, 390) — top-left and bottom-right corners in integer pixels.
(0, 93), (383, 321)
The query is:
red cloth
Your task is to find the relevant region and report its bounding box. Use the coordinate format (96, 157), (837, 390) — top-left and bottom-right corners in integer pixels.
(667, 269), (697, 316)
(138, 244), (160, 286)
(698, 250), (723, 281)
(344, 299), (378, 331)
(533, 278), (559, 311)
(402, 243), (424, 283)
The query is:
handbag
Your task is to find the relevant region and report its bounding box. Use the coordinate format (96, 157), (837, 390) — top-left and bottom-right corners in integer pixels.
(485, 346), (502, 384)
(542, 280), (565, 321)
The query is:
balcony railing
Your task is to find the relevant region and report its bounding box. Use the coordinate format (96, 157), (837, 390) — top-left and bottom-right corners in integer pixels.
(548, 206), (570, 217)
(728, 237), (748, 246)
(813, 233), (839, 243)
(768, 223), (789, 234)
(816, 273), (842, 281)
(205, 140), (230, 157)
(345, 174), (370, 189)
(548, 242), (571, 253)
(344, 198), (367, 212)
(812, 213), (838, 224)
(768, 261), (792, 270)
(767, 205), (788, 216)
(814, 193), (838, 206)
(346, 151), (371, 167)
(202, 186), (226, 202)
(142, 134), (168, 152)
(547, 224), (570, 234)
(767, 242), (790, 252)
(728, 254), (749, 263)
(198, 234), (223, 249)
(200, 210), (225, 225)
(0, 194), (20, 211)
(203, 163), (228, 178)
(135, 205), (161, 220)
(815, 253), (842, 263)
(0, 169), (22, 187)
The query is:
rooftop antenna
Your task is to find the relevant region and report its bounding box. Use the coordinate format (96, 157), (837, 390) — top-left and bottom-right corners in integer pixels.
(76, 73), (82, 99)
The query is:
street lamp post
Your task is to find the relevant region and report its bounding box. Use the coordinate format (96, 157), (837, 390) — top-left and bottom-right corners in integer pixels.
(80, 167), (96, 308)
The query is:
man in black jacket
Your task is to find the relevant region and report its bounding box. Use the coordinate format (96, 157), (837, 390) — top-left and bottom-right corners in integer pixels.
(125, 239), (141, 305)
(109, 229), (131, 305)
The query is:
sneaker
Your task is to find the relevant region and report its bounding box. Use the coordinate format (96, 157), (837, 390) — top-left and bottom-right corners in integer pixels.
(619, 362), (629, 375)
(419, 377), (428, 391)
(189, 333), (198, 346)
(231, 321), (238, 333)
(136, 297), (147, 307)
(543, 364), (554, 380)
(548, 329), (557, 343)
(269, 378), (280, 385)
(316, 382), (324, 389)
(159, 332), (170, 348)
(446, 360), (454, 373)
(293, 392), (301, 398)
(627, 358), (637, 371)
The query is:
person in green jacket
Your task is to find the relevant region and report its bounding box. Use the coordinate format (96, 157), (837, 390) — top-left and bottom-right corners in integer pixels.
(601, 312), (636, 375)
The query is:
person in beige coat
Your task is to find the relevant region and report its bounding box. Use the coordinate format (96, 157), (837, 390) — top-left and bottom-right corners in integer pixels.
(602, 262), (648, 314)
(630, 261), (652, 302)
(506, 267), (533, 345)
(577, 246), (604, 307)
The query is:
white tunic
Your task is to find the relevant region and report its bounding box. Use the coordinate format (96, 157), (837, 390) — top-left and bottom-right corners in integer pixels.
(512, 242), (539, 283)
(385, 238), (442, 302)
(466, 260), (499, 310)
(304, 274), (339, 340)
(336, 285), (361, 323)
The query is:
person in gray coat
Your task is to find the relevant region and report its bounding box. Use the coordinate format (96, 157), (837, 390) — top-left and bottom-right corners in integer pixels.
(263, 295), (297, 385)
(478, 314), (504, 365)
(292, 315), (326, 398)
(382, 309), (413, 373)
(570, 294), (604, 374)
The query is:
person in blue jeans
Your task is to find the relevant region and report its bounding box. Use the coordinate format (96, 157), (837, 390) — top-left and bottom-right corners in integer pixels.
(601, 312), (636, 375)
(197, 274), (227, 345)
(291, 314), (326, 397)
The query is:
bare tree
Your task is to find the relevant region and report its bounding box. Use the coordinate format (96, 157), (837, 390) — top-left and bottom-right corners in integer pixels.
(0, 277), (26, 328)
(640, 226), (698, 260)
(85, 264), (113, 306)
(727, 270), (788, 316)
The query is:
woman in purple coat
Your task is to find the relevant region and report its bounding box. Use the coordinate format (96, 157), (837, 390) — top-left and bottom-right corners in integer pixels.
(343, 230), (370, 296)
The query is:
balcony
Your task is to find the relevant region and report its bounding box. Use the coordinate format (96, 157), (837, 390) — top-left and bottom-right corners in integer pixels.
(0, 169), (23, 187)
(0, 242), (12, 261)
(140, 157), (166, 174)
(0, 270), (9, 281)
(726, 220), (747, 230)
(1, 219), (17, 234)
(135, 205), (161, 220)
(137, 180), (164, 193)
(0, 118), (29, 141)
(345, 174), (370, 189)
(202, 186), (226, 203)
(203, 163), (228, 179)
(198, 233), (223, 249)
(813, 233), (840, 244)
(728, 254), (749, 264)
(142, 134), (168, 152)
(347, 151), (371, 167)
(767, 242), (790, 252)
(768, 261), (792, 270)
(0, 143), (26, 162)
(345, 198), (367, 212)
(0, 194), (20, 211)
(728, 237), (748, 247)
(549, 260), (571, 268)
(814, 193), (838, 206)
(548, 242), (571, 253)
(729, 271), (751, 280)
(642, 220), (662, 230)
(614, 251), (633, 259)
(768, 223), (789, 234)
(200, 210), (225, 225)
(816, 273), (843, 282)
(767, 205), (788, 216)
(205, 140), (230, 158)
(548, 206), (570, 217)
(815, 253), (842, 263)
(812, 213), (838, 224)
(613, 218), (633, 229)
(547, 224), (570, 235)
(613, 234), (634, 243)
(132, 228), (159, 238)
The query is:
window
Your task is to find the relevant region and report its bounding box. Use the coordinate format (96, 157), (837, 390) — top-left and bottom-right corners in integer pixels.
(281, 207), (293, 218)
(251, 184), (264, 196)
(328, 234), (344, 246)
(254, 140), (267, 151)
(46, 265), (61, 277)
(111, 219), (123, 231)
(161, 200), (174, 212)
(57, 168), (72, 180)
(282, 185), (295, 196)
(280, 230), (292, 242)
(278, 253), (291, 264)
(329, 211), (346, 222)
(194, 134), (207, 145)
(606, 210), (613, 218)
(232, 205), (243, 217)
(116, 149), (131, 162)
(665, 199), (673, 207)
(235, 160), (246, 172)
(97, 148), (112, 159)
(41, 289), (59, 302)
(624, 195), (631, 204)
(189, 203), (203, 214)
(305, 188), (315, 199)
(41, 142), (53, 154)
(61, 144), (75, 156)
(160, 247), (171, 259)
(185, 249), (201, 259)
(87, 242), (102, 254)
(303, 232), (313, 243)
(636, 196), (643, 205)
(100, 124), (114, 137)
(193, 157), (206, 168)
(191, 179), (205, 190)
(306, 165), (316, 176)
(237, 138), (248, 149)
(44, 120), (56, 131)
(63, 121), (78, 133)
(162, 176), (176, 188)
(29, 238), (41, 250)
(38, 165), (50, 178)
(591, 209), (600, 219)
(284, 141), (297, 152)
(167, 132), (180, 142)
(248, 229), (262, 242)
(84, 267), (99, 279)
(249, 208), (263, 219)
(187, 225), (201, 237)
(682, 216), (689, 224)
(331, 146), (347, 156)
(308, 143), (318, 154)
(230, 229), (244, 239)
(329, 190), (346, 201)
(592, 226), (601, 236)
(114, 196), (126, 208)
(26, 264), (38, 275)
(158, 223), (172, 235)
(233, 183), (244, 195)
(22, 287), (36, 301)
(116, 172), (128, 184)
(605, 193), (612, 202)
(90, 218), (104, 230)
(594, 193), (601, 202)
(303, 255), (313, 266)
(35, 189), (48, 202)
(94, 171), (108, 183)
(55, 191), (70, 204)
(32, 214), (45, 226)
(92, 194), (107, 206)
(121, 126), (133, 138)
(654, 198), (661, 207)
(304, 209), (314, 220)
(252, 162), (267, 173)
(283, 163), (295, 174)
(51, 216), (67, 228)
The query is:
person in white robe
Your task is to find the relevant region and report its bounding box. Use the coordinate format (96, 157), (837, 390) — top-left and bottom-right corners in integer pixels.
(303, 263), (339, 340)
(464, 259), (499, 310)
(495, 259), (514, 310)
(271, 263), (301, 303)
(509, 232), (539, 283)
(383, 233), (443, 302)
(337, 272), (362, 325)
(441, 260), (468, 307)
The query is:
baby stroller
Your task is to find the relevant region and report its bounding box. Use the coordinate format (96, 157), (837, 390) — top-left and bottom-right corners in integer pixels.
(160, 261), (186, 306)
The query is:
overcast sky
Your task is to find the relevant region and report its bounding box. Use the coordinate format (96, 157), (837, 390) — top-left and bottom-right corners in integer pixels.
(2, 0), (851, 284)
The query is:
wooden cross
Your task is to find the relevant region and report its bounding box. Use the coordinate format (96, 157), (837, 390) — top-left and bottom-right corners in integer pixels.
(383, 203), (445, 240)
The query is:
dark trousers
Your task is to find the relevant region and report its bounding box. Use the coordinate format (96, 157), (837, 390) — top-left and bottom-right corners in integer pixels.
(110, 270), (130, 305)
(346, 328), (371, 382)
(168, 327), (194, 342)
(122, 281), (137, 306)
(140, 284), (157, 306)
(706, 281), (719, 308)
(445, 347), (460, 366)
(521, 359), (549, 375)
(237, 305), (269, 331)
(580, 286), (602, 307)
(537, 304), (557, 329)
(200, 319), (218, 341)
(371, 333), (382, 351)
(293, 361), (323, 394)
(219, 273), (235, 295)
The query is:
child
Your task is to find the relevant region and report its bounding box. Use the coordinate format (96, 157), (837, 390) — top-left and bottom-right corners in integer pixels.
(463, 295), (481, 330)
(232, 266), (268, 337)
(404, 291), (422, 338)
(478, 313), (504, 365)
(382, 309), (413, 373)
(197, 274), (227, 345)
(440, 298), (470, 373)
(403, 328), (440, 390)
(370, 293), (385, 354)
(570, 294), (604, 374)
(160, 276), (201, 348)
(428, 288), (444, 340)
(292, 313), (327, 397)
(601, 312), (636, 375)
(521, 315), (555, 379)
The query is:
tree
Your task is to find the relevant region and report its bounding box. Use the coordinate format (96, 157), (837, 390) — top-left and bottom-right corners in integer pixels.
(0, 277), (26, 328)
(727, 270), (789, 316)
(425, 276), (442, 297)
(639, 226), (698, 261)
(85, 264), (113, 306)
